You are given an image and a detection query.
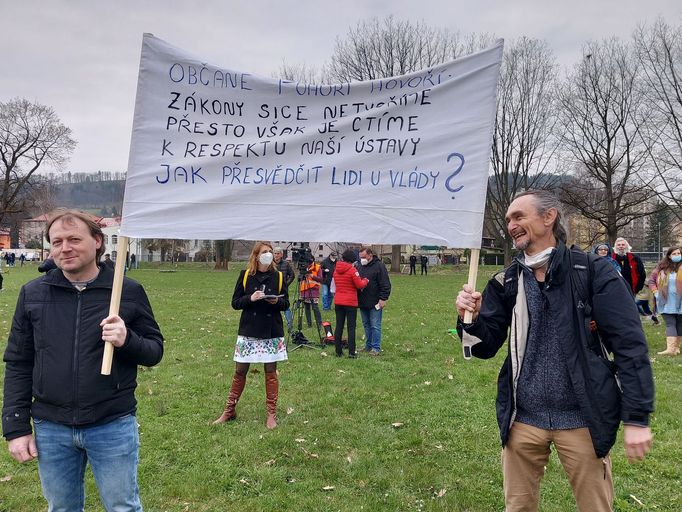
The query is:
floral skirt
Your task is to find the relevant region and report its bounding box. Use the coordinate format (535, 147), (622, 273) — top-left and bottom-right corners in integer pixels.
(234, 335), (288, 363)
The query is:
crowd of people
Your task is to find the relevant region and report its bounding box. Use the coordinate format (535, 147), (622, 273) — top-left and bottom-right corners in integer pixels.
(2, 200), (677, 510)
(592, 237), (682, 356)
(210, 242), (392, 434)
(1, 251), (31, 267)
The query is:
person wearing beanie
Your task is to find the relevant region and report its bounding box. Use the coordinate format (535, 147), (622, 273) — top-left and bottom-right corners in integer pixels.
(593, 243), (620, 273)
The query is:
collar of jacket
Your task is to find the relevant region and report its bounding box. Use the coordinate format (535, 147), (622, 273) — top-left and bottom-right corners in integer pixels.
(42, 264), (115, 290)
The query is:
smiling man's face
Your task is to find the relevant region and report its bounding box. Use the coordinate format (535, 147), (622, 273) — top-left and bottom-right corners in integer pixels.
(49, 216), (101, 281)
(505, 195), (556, 255)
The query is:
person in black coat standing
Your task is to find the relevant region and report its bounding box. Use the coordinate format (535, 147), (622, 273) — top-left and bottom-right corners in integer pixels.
(213, 241), (289, 429)
(3, 209), (163, 511)
(456, 190), (653, 512)
(420, 254), (428, 275)
(357, 247), (391, 355)
(612, 237), (646, 296)
(409, 254), (417, 275)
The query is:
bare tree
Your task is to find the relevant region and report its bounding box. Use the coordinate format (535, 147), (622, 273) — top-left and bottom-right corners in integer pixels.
(277, 61), (320, 83)
(324, 16), (491, 82)
(486, 37), (560, 264)
(143, 238), (185, 262)
(557, 38), (660, 245)
(634, 19), (682, 221)
(0, 98), (76, 226)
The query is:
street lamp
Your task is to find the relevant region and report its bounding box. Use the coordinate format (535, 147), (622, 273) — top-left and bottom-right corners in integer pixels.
(658, 222), (661, 259)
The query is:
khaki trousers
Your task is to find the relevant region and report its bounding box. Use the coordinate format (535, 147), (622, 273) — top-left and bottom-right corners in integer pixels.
(502, 422), (613, 512)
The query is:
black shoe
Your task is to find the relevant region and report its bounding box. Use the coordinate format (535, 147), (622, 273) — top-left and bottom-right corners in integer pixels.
(335, 352), (343, 357)
(652, 316), (660, 325)
(348, 353), (357, 359)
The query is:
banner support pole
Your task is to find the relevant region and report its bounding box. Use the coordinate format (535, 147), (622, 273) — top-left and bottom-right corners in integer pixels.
(462, 247), (480, 360)
(101, 235), (129, 375)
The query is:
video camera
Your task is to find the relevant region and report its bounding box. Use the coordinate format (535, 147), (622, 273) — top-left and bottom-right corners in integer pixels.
(291, 247), (314, 275)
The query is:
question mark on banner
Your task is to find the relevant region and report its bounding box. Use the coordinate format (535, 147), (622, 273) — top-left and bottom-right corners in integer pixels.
(445, 152), (465, 198)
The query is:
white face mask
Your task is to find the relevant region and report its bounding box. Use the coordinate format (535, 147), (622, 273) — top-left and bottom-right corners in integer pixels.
(360, 258), (369, 266)
(523, 247), (554, 269)
(259, 252), (274, 266)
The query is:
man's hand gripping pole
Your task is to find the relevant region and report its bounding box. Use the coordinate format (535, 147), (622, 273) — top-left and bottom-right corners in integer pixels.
(101, 235), (129, 375)
(461, 248), (480, 360)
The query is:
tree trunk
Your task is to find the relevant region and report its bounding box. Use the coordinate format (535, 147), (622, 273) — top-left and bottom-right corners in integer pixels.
(391, 244), (401, 273)
(214, 240), (233, 270)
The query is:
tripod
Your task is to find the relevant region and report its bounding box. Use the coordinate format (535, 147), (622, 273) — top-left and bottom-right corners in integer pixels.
(289, 274), (324, 351)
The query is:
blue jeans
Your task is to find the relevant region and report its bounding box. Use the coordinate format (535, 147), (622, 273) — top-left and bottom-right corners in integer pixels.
(322, 284), (334, 310)
(284, 309), (293, 331)
(359, 307), (383, 351)
(34, 414), (142, 512)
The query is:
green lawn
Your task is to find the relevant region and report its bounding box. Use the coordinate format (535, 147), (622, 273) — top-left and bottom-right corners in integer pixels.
(0, 263), (680, 511)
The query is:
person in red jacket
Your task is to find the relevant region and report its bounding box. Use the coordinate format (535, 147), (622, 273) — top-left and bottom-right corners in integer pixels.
(332, 249), (369, 358)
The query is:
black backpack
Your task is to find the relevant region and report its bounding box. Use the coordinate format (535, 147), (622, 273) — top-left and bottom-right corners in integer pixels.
(569, 247), (621, 387)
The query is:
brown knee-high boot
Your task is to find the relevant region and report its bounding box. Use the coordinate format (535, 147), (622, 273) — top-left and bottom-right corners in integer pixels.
(265, 372), (279, 429)
(213, 373), (246, 424)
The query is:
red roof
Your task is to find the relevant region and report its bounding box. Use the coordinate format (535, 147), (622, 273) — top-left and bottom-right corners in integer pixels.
(98, 217), (121, 227)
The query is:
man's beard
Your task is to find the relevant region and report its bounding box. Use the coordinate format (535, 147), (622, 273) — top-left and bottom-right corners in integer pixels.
(615, 248), (627, 256)
(514, 238), (529, 251)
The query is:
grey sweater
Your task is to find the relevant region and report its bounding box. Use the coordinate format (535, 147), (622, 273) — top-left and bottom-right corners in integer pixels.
(514, 268), (586, 430)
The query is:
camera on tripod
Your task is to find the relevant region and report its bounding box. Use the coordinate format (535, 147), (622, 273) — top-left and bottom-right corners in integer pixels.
(291, 247), (314, 276)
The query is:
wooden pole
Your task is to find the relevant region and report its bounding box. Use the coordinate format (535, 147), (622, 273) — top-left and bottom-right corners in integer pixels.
(101, 235), (129, 375)
(462, 248), (480, 360)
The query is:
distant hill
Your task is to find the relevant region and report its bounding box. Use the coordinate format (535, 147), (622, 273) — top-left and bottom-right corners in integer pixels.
(49, 175), (125, 216)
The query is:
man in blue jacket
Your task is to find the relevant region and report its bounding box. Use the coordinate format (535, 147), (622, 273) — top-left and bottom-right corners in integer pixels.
(3, 209), (164, 511)
(456, 190), (654, 512)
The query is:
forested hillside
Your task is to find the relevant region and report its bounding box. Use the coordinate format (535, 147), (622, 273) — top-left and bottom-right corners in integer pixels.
(46, 172), (125, 216)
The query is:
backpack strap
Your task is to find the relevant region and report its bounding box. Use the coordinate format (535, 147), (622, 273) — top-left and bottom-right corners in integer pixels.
(569, 246), (592, 316)
(569, 246), (612, 359)
(243, 270), (283, 293)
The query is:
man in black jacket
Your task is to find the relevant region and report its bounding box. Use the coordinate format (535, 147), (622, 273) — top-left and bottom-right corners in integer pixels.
(455, 190), (653, 512)
(612, 237), (646, 296)
(420, 254), (428, 275)
(357, 247), (391, 355)
(3, 209), (163, 511)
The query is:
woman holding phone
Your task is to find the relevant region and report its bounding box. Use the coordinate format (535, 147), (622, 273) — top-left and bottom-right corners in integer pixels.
(213, 241), (289, 429)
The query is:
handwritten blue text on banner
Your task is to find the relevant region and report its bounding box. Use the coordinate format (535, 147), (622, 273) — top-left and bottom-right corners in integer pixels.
(120, 34), (503, 248)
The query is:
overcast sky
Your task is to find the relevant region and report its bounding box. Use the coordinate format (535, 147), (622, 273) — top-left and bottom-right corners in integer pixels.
(2, 0), (681, 173)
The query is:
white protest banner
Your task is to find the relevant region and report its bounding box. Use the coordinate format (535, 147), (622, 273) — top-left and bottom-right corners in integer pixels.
(120, 34), (503, 248)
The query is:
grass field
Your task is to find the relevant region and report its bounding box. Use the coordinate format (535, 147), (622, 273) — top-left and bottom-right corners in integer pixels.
(0, 262), (680, 511)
